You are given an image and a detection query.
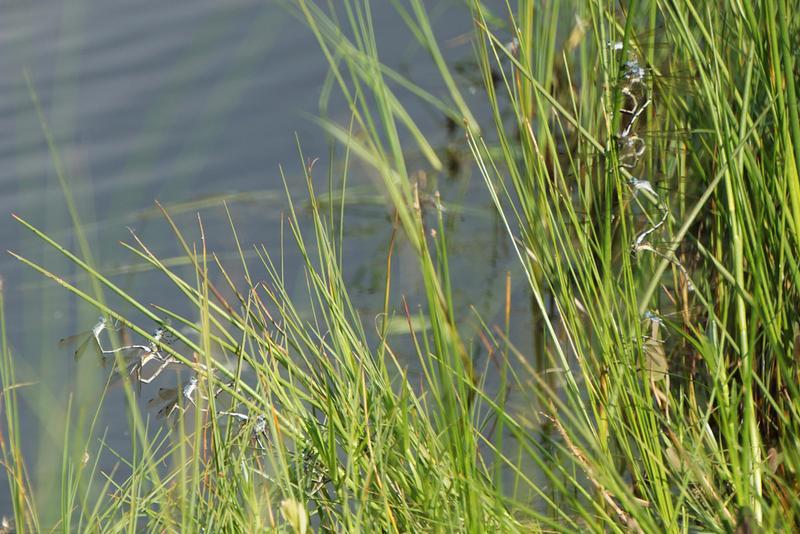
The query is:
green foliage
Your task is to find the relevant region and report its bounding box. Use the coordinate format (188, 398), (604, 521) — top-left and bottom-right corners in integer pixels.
(4, 0), (800, 532)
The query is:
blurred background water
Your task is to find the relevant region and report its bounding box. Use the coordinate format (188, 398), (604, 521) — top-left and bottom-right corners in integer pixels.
(0, 0), (539, 517)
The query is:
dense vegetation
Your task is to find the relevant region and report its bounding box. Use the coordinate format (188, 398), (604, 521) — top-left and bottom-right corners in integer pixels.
(3, 0), (800, 531)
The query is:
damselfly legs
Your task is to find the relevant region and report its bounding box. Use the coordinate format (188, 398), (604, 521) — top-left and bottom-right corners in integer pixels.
(119, 324), (182, 384)
(62, 317), (183, 385)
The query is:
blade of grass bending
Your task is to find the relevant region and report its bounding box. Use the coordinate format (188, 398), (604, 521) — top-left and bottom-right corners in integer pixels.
(401, 0), (480, 134)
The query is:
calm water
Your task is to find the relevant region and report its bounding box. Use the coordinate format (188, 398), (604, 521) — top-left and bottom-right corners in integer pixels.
(0, 0), (536, 516)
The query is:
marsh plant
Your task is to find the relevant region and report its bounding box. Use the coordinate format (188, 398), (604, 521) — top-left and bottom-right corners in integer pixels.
(3, 0), (800, 531)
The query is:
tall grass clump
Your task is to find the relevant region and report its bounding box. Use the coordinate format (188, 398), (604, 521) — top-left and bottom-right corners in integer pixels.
(6, 154), (520, 530)
(466, 0), (800, 530)
(4, 0), (800, 532)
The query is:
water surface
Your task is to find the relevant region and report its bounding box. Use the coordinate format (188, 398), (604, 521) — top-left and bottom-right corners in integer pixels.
(0, 0), (535, 517)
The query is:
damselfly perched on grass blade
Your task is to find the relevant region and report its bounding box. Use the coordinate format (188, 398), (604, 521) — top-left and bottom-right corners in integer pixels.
(59, 316), (120, 361)
(631, 238), (693, 283)
(557, 124), (700, 177)
(87, 318), (191, 395)
(627, 176), (663, 201)
(613, 51), (700, 95)
(115, 327), (178, 384)
(148, 375), (199, 424)
(643, 308), (708, 330)
(615, 126), (700, 170)
(220, 411), (268, 450)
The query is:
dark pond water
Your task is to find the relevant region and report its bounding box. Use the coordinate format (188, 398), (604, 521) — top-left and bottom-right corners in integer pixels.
(0, 0), (539, 517)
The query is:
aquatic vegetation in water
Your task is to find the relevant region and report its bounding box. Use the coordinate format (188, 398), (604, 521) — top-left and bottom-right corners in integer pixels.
(3, 0), (800, 531)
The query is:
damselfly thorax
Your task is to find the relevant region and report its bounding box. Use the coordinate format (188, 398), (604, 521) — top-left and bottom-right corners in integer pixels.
(148, 374), (199, 423)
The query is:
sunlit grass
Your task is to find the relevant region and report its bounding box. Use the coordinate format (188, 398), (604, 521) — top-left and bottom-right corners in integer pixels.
(3, 0), (800, 532)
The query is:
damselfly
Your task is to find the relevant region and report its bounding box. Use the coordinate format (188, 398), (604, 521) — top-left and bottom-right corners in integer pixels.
(59, 316), (119, 361)
(643, 310), (666, 327)
(616, 57), (699, 115)
(642, 308), (706, 329)
(108, 322), (182, 385)
(616, 126), (697, 170)
(295, 443), (329, 497)
(148, 375), (199, 422)
(606, 25), (673, 56)
(627, 177), (663, 204)
(632, 208), (668, 249)
(617, 133), (647, 169)
(632, 239), (691, 281)
(220, 411), (268, 450)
